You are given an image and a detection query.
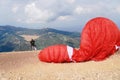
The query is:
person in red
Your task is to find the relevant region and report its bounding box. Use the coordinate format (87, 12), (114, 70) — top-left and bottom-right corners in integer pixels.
(38, 17), (120, 63)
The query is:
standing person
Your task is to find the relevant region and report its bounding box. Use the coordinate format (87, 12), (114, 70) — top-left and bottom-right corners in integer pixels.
(30, 39), (37, 50)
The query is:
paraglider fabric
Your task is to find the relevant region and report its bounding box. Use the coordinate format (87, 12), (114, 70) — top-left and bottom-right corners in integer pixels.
(38, 44), (76, 63)
(38, 17), (120, 63)
(72, 17), (120, 62)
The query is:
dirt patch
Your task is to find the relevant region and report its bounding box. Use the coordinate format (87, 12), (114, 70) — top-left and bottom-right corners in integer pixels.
(20, 35), (39, 41)
(0, 50), (120, 80)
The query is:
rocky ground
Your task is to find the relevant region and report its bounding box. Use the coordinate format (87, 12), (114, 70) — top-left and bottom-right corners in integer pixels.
(0, 50), (120, 80)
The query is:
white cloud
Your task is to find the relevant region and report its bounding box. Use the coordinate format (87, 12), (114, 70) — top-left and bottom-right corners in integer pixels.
(74, 6), (83, 14)
(57, 16), (72, 21)
(74, 6), (92, 15)
(116, 6), (120, 13)
(24, 2), (54, 23)
(12, 5), (19, 13)
(66, 0), (75, 4)
(17, 18), (22, 22)
(0, 0), (120, 31)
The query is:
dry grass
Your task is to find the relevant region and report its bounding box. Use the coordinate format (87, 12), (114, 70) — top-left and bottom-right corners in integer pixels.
(20, 35), (39, 41)
(0, 50), (120, 80)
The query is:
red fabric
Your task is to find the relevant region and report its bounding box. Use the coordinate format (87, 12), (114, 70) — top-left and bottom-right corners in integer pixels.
(38, 17), (120, 63)
(72, 17), (120, 62)
(117, 31), (120, 46)
(38, 44), (76, 63)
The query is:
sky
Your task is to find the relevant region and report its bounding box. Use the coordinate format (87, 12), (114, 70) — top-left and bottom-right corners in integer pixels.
(0, 0), (120, 32)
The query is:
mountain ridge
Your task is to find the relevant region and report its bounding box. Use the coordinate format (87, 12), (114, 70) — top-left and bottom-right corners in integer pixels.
(0, 25), (80, 52)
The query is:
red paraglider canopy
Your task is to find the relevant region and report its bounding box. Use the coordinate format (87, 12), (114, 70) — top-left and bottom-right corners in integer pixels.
(72, 17), (120, 62)
(39, 44), (77, 63)
(38, 17), (120, 63)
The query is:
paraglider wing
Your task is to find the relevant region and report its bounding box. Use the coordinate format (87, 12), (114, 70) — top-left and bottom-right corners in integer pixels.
(38, 44), (76, 63)
(72, 17), (120, 62)
(38, 17), (120, 63)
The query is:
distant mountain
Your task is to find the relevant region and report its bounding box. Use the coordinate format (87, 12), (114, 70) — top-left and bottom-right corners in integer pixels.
(0, 25), (80, 52)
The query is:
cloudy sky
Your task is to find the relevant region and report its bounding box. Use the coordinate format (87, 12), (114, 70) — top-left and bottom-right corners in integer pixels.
(0, 0), (120, 31)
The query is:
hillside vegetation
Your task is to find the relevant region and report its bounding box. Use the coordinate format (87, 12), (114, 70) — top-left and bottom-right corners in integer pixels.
(0, 25), (80, 52)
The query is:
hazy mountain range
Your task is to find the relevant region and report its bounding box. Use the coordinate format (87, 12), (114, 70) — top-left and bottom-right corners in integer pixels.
(0, 25), (80, 52)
